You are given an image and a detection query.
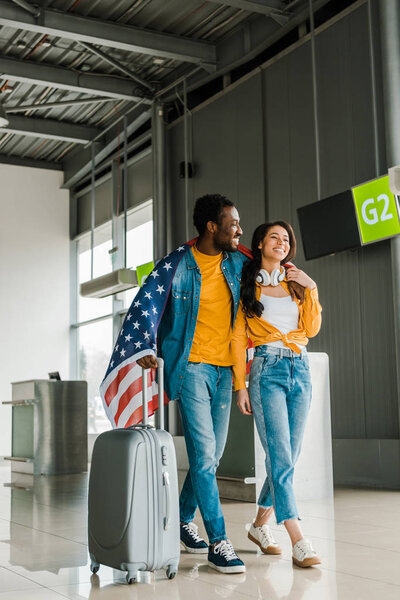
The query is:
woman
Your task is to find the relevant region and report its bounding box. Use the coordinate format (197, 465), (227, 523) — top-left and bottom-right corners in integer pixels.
(231, 221), (322, 568)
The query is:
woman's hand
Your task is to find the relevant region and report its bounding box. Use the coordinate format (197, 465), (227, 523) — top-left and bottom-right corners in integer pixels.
(286, 266), (316, 289)
(237, 388), (252, 415)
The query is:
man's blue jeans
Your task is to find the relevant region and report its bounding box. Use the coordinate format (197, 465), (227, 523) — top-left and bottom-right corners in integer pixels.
(249, 345), (312, 524)
(177, 362), (232, 544)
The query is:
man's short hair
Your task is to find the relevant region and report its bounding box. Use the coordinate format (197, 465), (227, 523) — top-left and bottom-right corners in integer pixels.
(193, 194), (234, 235)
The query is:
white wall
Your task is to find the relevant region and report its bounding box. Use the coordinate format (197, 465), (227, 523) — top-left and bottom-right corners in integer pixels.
(0, 165), (70, 456)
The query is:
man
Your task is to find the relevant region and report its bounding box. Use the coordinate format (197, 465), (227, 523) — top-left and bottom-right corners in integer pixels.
(138, 194), (248, 573)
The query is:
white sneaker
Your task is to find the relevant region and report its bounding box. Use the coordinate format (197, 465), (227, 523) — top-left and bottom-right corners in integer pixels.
(292, 538), (321, 568)
(248, 522), (282, 555)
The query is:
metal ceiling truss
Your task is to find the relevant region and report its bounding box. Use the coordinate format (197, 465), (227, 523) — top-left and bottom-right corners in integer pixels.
(0, 1), (217, 69)
(211, 0), (289, 21)
(0, 55), (152, 102)
(0, 152), (61, 170)
(2, 115), (100, 144)
(163, 0), (331, 102)
(78, 41), (155, 93)
(6, 97), (116, 113)
(62, 108), (151, 189)
(0, 0), (335, 178)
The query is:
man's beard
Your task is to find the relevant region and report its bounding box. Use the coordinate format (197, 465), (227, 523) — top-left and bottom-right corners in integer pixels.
(215, 239), (239, 253)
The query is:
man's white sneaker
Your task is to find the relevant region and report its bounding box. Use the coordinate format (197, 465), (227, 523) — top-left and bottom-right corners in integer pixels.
(248, 522), (282, 555)
(292, 538), (321, 568)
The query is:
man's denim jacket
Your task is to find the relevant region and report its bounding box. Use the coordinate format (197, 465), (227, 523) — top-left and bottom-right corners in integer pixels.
(157, 248), (248, 400)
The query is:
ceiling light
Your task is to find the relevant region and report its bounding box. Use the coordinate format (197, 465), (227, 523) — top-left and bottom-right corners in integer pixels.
(16, 40), (27, 49)
(80, 63), (91, 72)
(41, 39), (52, 48)
(0, 101), (9, 127)
(152, 57), (165, 65)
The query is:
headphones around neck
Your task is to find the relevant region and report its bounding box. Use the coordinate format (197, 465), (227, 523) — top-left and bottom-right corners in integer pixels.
(256, 267), (286, 287)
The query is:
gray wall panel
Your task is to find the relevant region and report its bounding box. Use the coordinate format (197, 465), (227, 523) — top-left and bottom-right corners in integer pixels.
(263, 59), (291, 223)
(168, 73), (265, 249)
(358, 242), (398, 438)
(165, 2), (399, 483)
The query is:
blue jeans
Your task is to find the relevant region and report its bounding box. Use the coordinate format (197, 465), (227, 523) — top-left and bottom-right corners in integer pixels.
(177, 362), (232, 544)
(249, 345), (312, 524)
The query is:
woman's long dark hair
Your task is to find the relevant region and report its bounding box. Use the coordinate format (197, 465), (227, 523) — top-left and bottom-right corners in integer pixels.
(241, 221), (305, 318)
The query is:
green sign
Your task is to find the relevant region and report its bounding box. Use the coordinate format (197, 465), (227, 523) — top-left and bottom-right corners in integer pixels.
(352, 175), (400, 244)
(136, 261), (155, 287)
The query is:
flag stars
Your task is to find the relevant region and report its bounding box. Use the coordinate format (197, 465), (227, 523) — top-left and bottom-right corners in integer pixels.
(126, 313), (132, 321)
(120, 348), (126, 358)
(110, 360), (114, 368)
(145, 291), (152, 300)
(150, 270), (159, 279)
(133, 321), (140, 330)
(125, 334), (132, 342)
(156, 285), (165, 294)
(115, 344), (119, 352)
(141, 309), (150, 318)
(134, 300), (141, 308)
(177, 246), (185, 252)
(153, 344), (157, 351)
(163, 262), (172, 271)
(143, 331), (150, 340)
(152, 306), (158, 314)
(134, 341), (142, 349)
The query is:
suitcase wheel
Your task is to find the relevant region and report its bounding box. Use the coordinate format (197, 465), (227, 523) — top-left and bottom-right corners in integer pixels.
(126, 572), (137, 584)
(166, 566), (177, 580)
(90, 560), (100, 574)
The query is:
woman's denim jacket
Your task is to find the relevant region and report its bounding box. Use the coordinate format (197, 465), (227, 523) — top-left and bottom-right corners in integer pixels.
(158, 248), (247, 400)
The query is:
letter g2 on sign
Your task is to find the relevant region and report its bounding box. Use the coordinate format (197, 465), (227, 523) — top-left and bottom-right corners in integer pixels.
(352, 175), (400, 245)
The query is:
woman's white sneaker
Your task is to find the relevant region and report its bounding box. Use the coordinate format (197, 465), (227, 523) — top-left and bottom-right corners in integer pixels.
(292, 538), (321, 568)
(248, 522), (282, 555)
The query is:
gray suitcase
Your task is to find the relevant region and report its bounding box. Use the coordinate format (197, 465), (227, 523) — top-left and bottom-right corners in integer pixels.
(88, 358), (180, 583)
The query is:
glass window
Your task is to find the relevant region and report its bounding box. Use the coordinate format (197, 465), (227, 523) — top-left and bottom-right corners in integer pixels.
(123, 201), (153, 308)
(77, 222), (112, 322)
(72, 200), (154, 435)
(78, 318), (113, 434)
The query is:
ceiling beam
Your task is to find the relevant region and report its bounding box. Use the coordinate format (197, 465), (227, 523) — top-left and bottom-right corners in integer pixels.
(0, 55), (152, 102)
(1, 115), (100, 143)
(162, 0), (330, 101)
(79, 42), (155, 92)
(0, 153), (62, 170)
(62, 108), (151, 189)
(6, 97), (115, 113)
(0, 1), (216, 68)
(210, 0), (286, 16)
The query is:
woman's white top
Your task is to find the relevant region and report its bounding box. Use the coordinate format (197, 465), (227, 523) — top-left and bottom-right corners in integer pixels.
(260, 293), (305, 350)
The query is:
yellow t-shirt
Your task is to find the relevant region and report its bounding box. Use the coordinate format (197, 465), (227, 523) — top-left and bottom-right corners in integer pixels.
(189, 245), (233, 366)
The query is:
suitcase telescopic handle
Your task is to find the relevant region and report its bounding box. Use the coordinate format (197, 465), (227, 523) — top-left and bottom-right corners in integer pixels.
(141, 356), (164, 429)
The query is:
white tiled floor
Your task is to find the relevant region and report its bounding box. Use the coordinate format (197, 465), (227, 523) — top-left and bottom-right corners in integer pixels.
(0, 462), (399, 599)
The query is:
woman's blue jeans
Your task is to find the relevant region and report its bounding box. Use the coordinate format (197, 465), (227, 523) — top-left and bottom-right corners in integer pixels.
(177, 362), (232, 544)
(249, 345), (312, 524)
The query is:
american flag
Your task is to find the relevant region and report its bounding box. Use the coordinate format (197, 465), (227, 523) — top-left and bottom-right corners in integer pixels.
(100, 243), (191, 428)
(100, 241), (253, 429)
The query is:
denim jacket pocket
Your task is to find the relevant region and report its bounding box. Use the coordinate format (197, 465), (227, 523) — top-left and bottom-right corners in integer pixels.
(171, 289), (191, 315)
